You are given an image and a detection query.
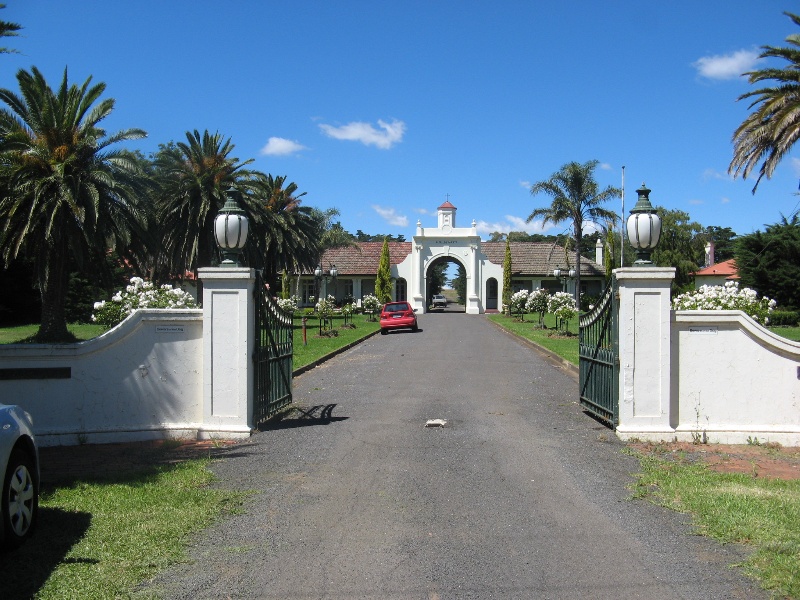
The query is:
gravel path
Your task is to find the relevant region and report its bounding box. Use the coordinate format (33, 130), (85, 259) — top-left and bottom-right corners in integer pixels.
(137, 312), (766, 599)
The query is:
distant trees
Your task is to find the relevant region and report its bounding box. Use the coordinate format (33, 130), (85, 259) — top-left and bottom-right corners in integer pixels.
(735, 215), (800, 310)
(702, 226), (737, 263)
(652, 208), (705, 293)
(730, 11), (800, 193)
(528, 160), (620, 303)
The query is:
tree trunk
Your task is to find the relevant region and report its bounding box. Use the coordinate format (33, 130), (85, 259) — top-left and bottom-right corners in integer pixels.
(574, 229), (582, 309)
(36, 241), (72, 342)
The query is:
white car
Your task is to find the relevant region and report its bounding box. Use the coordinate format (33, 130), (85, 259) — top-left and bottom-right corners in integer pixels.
(432, 294), (447, 308)
(1, 403), (39, 550)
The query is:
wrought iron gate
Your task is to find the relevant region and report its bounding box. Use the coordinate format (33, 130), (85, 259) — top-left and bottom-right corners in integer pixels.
(578, 277), (619, 426)
(253, 272), (293, 425)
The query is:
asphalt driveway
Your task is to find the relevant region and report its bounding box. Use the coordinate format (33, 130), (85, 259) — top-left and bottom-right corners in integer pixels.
(137, 312), (765, 599)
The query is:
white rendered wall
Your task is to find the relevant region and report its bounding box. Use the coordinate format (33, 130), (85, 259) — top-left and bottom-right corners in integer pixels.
(0, 310), (204, 446)
(614, 265), (800, 446)
(669, 311), (800, 445)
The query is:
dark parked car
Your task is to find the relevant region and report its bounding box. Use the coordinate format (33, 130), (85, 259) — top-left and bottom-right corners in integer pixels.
(1, 403), (39, 550)
(379, 301), (418, 334)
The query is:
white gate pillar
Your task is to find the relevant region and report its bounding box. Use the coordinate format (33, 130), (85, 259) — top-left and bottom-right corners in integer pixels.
(615, 267), (676, 438)
(198, 267), (255, 440)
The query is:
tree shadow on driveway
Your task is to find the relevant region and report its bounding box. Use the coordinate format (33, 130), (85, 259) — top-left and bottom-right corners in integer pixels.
(257, 404), (348, 431)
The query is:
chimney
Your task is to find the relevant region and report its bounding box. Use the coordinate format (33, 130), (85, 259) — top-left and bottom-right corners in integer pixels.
(596, 238), (604, 266)
(704, 241), (715, 267)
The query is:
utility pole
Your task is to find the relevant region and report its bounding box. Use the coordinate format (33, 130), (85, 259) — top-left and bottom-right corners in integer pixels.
(620, 165), (625, 268)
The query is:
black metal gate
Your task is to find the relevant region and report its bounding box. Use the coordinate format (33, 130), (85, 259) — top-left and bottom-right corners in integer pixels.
(253, 272), (294, 425)
(579, 276), (619, 426)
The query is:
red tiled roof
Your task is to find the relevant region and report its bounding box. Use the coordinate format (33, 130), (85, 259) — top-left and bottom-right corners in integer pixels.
(311, 241), (604, 277)
(311, 242), (413, 276)
(480, 242), (604, 277)
(694, 258), (738, 279)
(438, 201), (456, 210)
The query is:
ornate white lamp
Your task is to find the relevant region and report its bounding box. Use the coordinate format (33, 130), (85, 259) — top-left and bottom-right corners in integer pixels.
(214, 187), (249, 266)
(626, 183), (661, 265)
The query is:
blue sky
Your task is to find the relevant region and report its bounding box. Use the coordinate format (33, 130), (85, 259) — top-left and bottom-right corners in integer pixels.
(4, 1), (800, 242)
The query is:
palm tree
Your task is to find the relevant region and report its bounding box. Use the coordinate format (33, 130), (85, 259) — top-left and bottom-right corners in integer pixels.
(527, 160), (619, 305)
(153, 130), (261, 280)
(0, 4), (21, 54)
(247, 175), (323, 282)
(730, 11), (800, 193)
(0, 67), (151, 342)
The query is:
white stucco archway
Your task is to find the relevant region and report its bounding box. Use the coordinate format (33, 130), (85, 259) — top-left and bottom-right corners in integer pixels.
(392, 202), (503, 314)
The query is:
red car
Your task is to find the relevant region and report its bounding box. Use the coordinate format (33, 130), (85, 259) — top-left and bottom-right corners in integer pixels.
(379, 301), (418, 334)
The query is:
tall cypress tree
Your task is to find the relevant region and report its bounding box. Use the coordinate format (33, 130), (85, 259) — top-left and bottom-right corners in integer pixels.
(375, 238), (393, 303)
(502, 239), (512, 314)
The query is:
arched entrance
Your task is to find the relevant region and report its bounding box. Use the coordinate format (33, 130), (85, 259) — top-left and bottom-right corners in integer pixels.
(424, 255), (466, 312)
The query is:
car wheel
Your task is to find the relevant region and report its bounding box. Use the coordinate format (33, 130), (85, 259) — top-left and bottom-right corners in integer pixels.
(380, 328), (388, 335)
(2, 449), (38, 550)
(412, 322), (419, 332)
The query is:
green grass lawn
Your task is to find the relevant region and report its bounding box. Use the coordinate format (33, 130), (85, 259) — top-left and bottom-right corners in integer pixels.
(629, 449), (800, 598)
(0, 322), (106, 344)
(487, 312), (579, 365)
(292, 313), (381, 370)
(1, 456), (248, 600)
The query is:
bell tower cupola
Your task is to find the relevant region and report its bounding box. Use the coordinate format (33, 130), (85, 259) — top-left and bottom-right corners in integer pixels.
(437, 199), (456, 229)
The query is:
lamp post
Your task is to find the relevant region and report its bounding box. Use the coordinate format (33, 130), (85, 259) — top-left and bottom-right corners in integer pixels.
(626, 183), (662, 265)
(313, 263), (338, 303)
(553, 267), (576, 293)
(213, 187), (249, 266)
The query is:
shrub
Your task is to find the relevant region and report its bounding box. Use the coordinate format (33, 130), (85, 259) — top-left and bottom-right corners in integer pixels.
(92, 277), (197, 329)
(767, 310), (799, 327)
(672, 281), (776, 325)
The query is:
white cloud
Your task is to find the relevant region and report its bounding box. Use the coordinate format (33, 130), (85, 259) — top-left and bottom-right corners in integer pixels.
(702, 168), (730, 181)
(475, 215), (551, 236)
(721, 197), (731, 204)
(260, 137), (307, 156)
(791, 157), (800, 176)
(414, 208), (435, 216)
(372, 204), (409, 227)
(598, 163), (612, 171)
(689, 198), (705, 205)
(693, 48), (760, 80)
(519, 180), (531, 189)
(319, 119), (406, 149)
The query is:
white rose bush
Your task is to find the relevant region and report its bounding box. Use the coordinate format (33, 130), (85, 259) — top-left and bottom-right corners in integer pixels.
(548, 291), (578, 331)
(525, 288), (550, 327)
(276, 295), (299, 314)
(92, 277), (198, 329)
(509, 290), (529, 319)
(672, 281), (776, 325)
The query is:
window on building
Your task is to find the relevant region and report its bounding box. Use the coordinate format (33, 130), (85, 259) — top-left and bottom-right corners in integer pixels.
(396, 278), (407, 301)
(301, 280), (316, 305)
